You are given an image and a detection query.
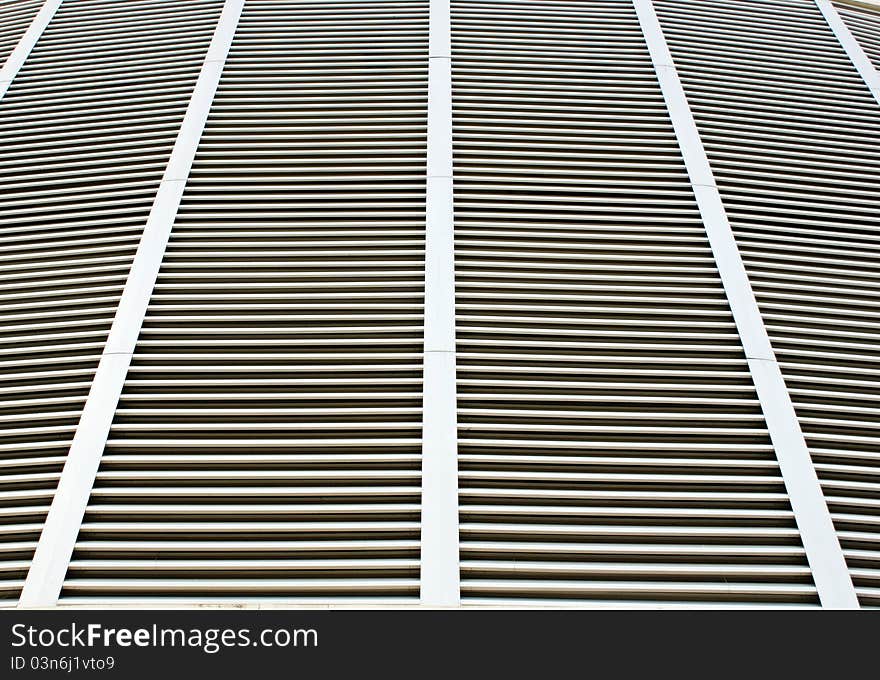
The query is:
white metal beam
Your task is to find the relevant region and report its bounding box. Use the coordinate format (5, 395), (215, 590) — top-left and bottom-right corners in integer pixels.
(17, 0), (246, 608)
(0, 0), (63, 100)
(816, 0), (880, 106)
(420, 0), (460, 606)
(633, 0), (859, 609)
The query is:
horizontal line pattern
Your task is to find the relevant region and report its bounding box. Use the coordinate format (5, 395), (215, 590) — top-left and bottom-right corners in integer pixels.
(0, 0), (43, 66)
(451, 0), (816, 606)
(656, 0), (880, 608)
(60, 0), (429, 604)
(836, 1), (880, 70)
(0, 0), (222, 605)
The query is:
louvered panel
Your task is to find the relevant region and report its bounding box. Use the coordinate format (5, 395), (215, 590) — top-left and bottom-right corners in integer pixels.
(60, 0), (429, 604)
(0, 0), (42, 66)
(655, 0), (880, 608)
(0, 0), (222, 605)
(450, 0), (816, 606)
(836, 1), (880, 69)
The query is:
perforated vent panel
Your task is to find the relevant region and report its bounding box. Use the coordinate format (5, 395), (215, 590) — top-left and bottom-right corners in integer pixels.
(450, 0), (816, 606)
(656, 0), (880, 608)
(61, 0), (429, 604)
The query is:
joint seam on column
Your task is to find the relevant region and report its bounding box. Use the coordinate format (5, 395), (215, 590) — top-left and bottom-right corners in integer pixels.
(421, 0), (460, 607)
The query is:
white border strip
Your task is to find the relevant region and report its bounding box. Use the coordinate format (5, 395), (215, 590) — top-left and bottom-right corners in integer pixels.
(0, 0), (63, 100)
(816, 0), (880, 105)
(420, 0), (460, 606)
(18, 0), (246, 608)
(633, 0), (858, 609)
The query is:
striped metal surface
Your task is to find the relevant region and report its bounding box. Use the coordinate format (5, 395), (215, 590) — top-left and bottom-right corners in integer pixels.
(836, 1), (880, 69)
(0, 0), (875, 608)
(0, 0), (222, 604)
(655, 0), (880, 608)
(0, 0), (42, 66)
(60, 0), (429, 604)
(450, 0), (817, 606)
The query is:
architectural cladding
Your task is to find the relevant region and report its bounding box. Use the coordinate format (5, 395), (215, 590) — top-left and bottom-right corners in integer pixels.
(0, 0), (877, 610)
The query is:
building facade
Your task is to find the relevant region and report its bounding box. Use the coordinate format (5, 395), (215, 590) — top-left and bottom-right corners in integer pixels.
(0, 0), (878, 608)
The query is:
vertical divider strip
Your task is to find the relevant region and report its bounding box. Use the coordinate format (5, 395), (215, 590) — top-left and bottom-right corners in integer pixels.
(420, 0), (460, 606)
(17, 0), (247, 608)
(816, 0), (880, 105)
(0, 0), (63, 100)
(632, 0), (858, 608)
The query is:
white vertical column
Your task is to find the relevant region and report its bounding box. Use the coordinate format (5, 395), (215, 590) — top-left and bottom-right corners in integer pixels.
(816, 0), (880, 106)
(420, 0), (460, 606)
(633, 0), (858, 609)
(18, 0), (246, 609)
(0, 0), (63, 100)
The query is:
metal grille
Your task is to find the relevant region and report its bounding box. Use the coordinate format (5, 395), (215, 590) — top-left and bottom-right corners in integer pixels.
(656, 0), (880, 608)
(836, 1), (880, 70)
(0, 0), (222, 605)
(451, 0), (816, 606)
(0, 0), (42, 66)
(60, 0), (429, 604)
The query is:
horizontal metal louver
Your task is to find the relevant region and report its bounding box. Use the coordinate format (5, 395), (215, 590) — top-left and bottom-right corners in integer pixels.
(61, 0), (429, 604)
(655, 0), (880, 608)
(0, 0), (42, 66)
(0, 0), (222, 605)
(451, 0), (816, 606)
(835, 1), (880, 69)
